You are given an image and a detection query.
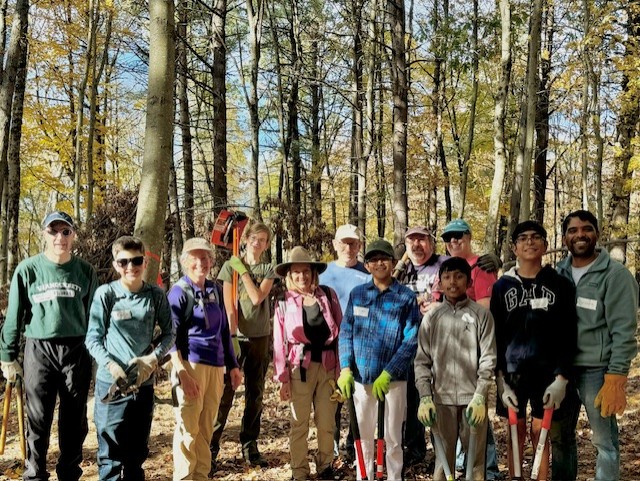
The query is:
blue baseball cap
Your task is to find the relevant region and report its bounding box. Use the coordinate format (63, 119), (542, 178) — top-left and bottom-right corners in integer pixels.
(42, 211), (74, 229)
(441, 219), (471, 237)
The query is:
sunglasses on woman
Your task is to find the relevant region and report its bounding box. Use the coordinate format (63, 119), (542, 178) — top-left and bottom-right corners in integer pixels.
(115, 256), (145, 268)
(442, 231), (467, 242)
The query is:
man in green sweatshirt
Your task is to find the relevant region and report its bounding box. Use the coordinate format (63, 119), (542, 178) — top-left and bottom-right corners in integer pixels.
(0, 211), (98, 481)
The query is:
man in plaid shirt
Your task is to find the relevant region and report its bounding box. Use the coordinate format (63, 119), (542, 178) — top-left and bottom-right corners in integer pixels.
(338, 239), (421, 481)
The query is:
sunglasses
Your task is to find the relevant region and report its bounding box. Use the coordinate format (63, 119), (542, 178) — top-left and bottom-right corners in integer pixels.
(46, 228), (73, 237)
(115, 256), (145, 268)
(442, 231), (466, 242)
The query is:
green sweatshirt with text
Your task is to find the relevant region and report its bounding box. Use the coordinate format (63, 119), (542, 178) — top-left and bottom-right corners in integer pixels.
(0, 253), (98, 362)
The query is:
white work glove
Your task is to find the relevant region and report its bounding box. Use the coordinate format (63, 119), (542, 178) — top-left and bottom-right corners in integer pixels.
(496, 375), (519, 412)
(107, 361), (127, 381)
(1, 360), (22, 383)
(543, 376), (568, 409)
(128, 353), (159, 386)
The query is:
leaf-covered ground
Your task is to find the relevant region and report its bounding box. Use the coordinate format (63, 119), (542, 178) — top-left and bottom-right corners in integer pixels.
(1, 353), (639, 480)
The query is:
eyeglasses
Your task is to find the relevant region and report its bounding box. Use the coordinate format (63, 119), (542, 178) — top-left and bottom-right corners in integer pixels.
(366, 256), (393, 264)
(442, 231), (466, 242)
(515, 233), (544, 244)
(46, 228), (73, 237)
(115, 256), (145, 268)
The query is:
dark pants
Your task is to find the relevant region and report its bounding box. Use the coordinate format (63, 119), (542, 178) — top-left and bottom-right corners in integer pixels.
(23, 337), (91, 481)
(210, 335), (270, 454)
(403, 364), (426, 460)
(94, 380), (154, 481)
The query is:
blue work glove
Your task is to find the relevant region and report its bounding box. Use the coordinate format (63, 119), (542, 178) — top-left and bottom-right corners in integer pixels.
(465, 393), (486, 427)
(228, 256), (248, 276)
(372, 370), (392, 401)
(417, 396), (436, 427)
(337, 368), (355, 399)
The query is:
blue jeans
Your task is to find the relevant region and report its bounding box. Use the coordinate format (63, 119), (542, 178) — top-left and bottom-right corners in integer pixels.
(551, 367), (619, 481)
(550, 382), (579, 481)
(94, 380), (154, 481)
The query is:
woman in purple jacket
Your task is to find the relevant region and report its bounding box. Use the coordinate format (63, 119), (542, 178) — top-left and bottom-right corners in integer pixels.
(168, 238), (242, 481)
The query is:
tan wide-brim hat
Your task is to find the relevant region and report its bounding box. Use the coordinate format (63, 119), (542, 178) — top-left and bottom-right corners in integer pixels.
(275, 246), (327, 277)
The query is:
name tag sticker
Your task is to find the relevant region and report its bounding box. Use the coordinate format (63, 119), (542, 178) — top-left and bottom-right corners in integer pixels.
(112, 310), (132, 321)
(530, 298), (549, 310)
(354, 306), (369, 317)
(577, 297), (597, 311)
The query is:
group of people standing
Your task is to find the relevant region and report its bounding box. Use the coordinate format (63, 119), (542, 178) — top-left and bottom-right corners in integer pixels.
(0, 208), (637, 481)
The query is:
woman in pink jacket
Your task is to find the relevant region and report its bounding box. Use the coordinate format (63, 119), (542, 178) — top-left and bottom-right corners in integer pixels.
(273, 246), (343, 481)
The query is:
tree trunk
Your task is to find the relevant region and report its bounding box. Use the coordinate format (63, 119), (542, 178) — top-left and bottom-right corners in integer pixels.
(485, 0), (511, 254)
(246, 0), (264, 220)
(458, 0), (479, 219)
(6, 0), (27, 280)
(309, 33), (322, 225)
(0, 0), (28, 282)
(134, 0), (175, 284)
(607, 1), (640, 262)
(533, 0), (553, 223)
(389, 0), (408, 249)
(349, 0), (364, 227)
(74, 0), (97, 223)
(86, 4), (113, 218)
(177, 0), (194, 238)
(210, 0), (227, 216)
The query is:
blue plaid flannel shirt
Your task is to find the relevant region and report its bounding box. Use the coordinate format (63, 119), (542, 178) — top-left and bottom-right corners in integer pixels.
(339, 278), (421, 384)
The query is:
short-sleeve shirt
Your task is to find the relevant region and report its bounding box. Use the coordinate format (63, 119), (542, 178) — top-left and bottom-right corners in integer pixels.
(217, 260), (277, 338)
(468, 255), (497, 301)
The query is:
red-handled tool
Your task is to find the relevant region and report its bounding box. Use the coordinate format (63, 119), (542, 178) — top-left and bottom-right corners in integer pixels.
(348, 396), (368, 480)
(508, 408), (522, 480)
(376, 399), (385, 480)
(531, 408), (553, 480)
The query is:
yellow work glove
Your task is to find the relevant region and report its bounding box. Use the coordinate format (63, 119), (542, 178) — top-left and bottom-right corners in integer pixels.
(337, 368), (355, 399)
(417, 396), (436, 427)
(372, 370), (392, 401)
(594, 373), (627, 417)
(465, 393), (486, 427)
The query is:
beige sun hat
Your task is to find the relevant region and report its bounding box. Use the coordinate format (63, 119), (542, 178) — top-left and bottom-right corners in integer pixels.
(275, 246), (327, 277)
(182, 237), (213, 255)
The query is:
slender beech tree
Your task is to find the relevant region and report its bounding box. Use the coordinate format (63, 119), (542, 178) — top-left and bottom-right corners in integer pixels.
(607, 0), (640, 262)
(485, 0), (511, 254)
(134, 0), (175, 284)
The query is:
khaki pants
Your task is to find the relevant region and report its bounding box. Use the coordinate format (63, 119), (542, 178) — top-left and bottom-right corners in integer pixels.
(289, 362), (337, 481)
(172, 362), (224, 481)
(433, 403), (488, 481)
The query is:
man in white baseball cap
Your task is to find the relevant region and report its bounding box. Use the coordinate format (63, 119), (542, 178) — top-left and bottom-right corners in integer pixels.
(320, 224), (371, 462)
